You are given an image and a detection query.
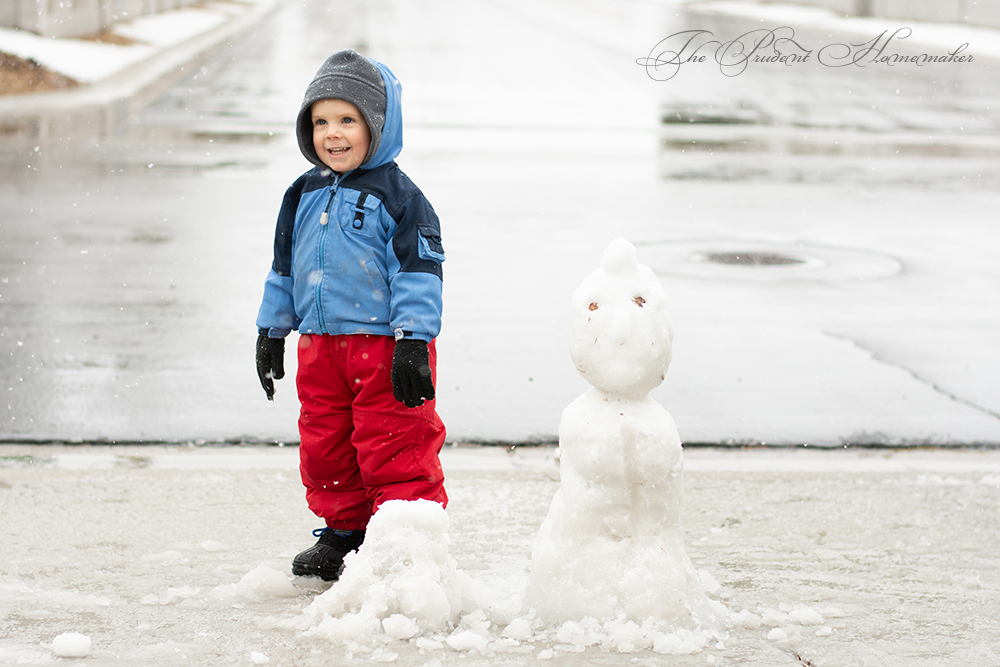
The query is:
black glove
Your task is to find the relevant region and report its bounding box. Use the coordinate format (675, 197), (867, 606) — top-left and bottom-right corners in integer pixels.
(391, 338), (435, 408)
(256, 334), (285, 401)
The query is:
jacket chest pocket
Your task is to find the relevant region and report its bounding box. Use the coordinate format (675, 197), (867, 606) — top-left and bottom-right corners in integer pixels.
(339, 192), (381, 238)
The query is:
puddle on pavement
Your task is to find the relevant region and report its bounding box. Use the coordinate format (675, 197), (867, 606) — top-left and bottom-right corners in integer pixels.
(657, 128), (1000, 185)
(0, 455), (56, 467)
(0, 103), (280, 182)
(115, 455), (152, 469)
(661, 132), (1000, 159)
(662, 110), (759, 125)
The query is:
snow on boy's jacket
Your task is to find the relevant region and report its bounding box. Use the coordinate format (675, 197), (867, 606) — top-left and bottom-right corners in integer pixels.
(256, 58), (444, 342)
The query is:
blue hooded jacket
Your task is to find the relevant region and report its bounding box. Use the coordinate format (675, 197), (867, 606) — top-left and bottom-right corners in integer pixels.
(256, 58), (444, 342)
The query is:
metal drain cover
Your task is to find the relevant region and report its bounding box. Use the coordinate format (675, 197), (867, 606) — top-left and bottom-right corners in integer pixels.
(702, 251), (805, 267)
(638, 240), (902, 283)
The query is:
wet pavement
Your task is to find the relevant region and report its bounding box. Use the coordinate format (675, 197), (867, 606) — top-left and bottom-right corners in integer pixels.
(1, 0), (999, 444)
(654, 7), (1000, 186)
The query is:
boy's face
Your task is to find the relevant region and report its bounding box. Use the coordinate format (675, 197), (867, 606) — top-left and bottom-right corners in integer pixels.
(311, 98), (371, 173)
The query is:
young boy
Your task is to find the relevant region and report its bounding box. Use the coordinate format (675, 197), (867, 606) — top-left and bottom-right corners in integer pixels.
(254, 50), (447, 581)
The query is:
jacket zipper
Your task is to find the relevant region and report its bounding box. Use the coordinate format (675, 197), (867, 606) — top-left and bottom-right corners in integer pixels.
(315, 173), (340, 335)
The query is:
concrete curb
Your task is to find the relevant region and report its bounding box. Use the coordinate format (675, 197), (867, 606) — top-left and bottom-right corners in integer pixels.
(0, 0), (278, 117)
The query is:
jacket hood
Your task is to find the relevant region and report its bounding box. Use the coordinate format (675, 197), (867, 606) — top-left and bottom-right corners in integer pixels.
(363, 60), (403, 170)
(296, 52), (403, 173)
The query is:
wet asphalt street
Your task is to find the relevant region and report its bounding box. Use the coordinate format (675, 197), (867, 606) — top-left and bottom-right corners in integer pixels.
(1, 0), (999, 444)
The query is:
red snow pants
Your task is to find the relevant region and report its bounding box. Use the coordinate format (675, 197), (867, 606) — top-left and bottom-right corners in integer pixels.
(296, 334), (447, 530)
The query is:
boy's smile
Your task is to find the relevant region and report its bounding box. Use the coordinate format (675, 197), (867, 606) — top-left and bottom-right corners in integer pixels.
(311, 98), (371, 173)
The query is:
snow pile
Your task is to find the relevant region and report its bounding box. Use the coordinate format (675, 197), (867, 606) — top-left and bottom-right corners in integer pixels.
(733, 603), (846, 645)
(139, 564), (299, 607)
(285, 496), (726, 657)
(0, 27), (153, 83)
(288, 499), (495, 651)
(525, 239), (728, 653)
(52, 632), (91, 658)
(0, 2), (238, 84)
(210, 564), (299, 604)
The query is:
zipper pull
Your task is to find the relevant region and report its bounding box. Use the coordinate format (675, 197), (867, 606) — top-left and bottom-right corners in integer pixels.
(320, 176), (337, 226)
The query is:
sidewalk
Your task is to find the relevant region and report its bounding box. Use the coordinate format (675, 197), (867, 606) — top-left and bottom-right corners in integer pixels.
(0, 0), (277, 115)
(1, 443), (998, 665)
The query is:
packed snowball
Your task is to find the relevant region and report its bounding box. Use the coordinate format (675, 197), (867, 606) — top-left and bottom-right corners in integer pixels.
(52, 632), (92, 658)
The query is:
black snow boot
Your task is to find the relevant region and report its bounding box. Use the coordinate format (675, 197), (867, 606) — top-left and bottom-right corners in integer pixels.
(291, 528), (366, 581)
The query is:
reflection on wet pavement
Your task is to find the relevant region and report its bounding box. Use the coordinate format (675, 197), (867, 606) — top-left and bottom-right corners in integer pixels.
(656, 8), (1000, 185)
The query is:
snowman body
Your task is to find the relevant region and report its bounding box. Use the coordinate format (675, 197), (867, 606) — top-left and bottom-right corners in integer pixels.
(556, 391), (682, 546)
(527, 239), (720, 632)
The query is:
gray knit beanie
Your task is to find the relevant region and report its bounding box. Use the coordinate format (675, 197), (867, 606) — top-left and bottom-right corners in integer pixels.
(296, 50), (387, 169)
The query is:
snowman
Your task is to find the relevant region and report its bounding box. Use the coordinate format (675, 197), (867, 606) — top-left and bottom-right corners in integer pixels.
(526, 239), (723, 643)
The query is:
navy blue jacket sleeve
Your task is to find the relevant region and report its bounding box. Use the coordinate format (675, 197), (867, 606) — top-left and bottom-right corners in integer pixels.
(256, 175), (307, 336)
(386, 190), (445, 341)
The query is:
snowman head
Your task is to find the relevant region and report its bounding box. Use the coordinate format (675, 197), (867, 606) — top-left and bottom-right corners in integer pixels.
(569, 239), (674, 398)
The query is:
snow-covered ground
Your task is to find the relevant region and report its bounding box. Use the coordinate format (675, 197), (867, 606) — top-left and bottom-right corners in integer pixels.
(2, 443), (999, 666)
(0, 6), (228, 83)
(0, 0), (276, 112)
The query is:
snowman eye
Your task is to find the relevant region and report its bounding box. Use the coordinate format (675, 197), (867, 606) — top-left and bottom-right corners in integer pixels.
(588, 302), (599, 311)
(633, 296), (645, 307)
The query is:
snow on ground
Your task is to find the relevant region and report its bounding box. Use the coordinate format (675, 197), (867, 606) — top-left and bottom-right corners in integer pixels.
(0, 27), (154, 83)
(1, 444), (999, 666)
(0, 2), (255, 83)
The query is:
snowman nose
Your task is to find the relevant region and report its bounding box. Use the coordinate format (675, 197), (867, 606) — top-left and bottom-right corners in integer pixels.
(610, 306), (631, 345)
